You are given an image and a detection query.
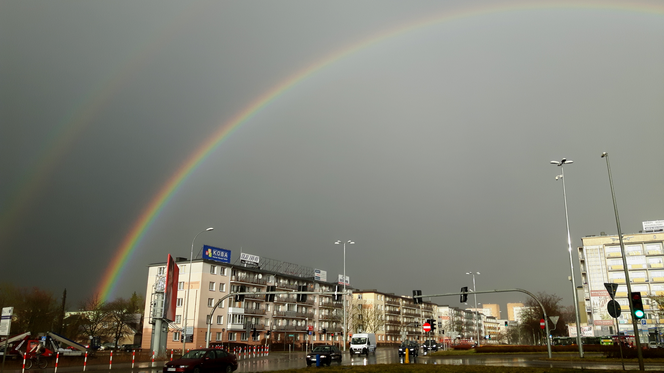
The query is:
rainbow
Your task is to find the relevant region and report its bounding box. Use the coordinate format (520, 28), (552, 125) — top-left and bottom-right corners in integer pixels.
(96, 1), (664, 301)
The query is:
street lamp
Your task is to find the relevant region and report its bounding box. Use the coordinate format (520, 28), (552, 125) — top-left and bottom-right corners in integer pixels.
(466, 272), (480, 346)
(335, 240), (354, 351)
(550, 158), (583, 358)
(182, 227), (214, 353)
(601, 152), (644, 369)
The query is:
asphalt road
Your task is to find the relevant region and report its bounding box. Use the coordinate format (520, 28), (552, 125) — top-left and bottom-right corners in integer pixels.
(5, 348), (664, 372)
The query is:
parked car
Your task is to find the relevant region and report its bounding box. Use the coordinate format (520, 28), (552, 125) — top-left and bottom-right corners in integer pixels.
(99, 342), (118, 351)
(305, 345), (342, 366)
(122, 344), (141, 352)
(398, 340), (419, 358)
(422, 340), (438, 353)
(163, 349), (237, 373)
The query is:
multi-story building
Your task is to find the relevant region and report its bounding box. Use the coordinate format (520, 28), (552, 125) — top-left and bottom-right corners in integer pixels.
(578, 228), (664, 337)
(507, 303), (524, 321)
(351, 290), (439, 344)
(142, 257), (345, 351)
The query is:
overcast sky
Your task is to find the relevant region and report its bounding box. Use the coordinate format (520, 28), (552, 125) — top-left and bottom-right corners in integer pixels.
(2, 0), (663, 315)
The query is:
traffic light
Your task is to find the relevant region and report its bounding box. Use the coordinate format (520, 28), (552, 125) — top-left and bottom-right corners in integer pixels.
(266, 330), (271, 337)
(429, 319), (436, 333)
(322, 328), (326, 335)
(297, 285), (307, 302)
(252, 328), (258, 338)
(265, 285), (276, 302)
(460, 287), (468, 303)
(413, 290), (423, 304)
(631, 292), (645, 319)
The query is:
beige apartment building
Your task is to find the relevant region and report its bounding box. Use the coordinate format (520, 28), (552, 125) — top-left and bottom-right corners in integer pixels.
(578, 227), (664, 337)
(142, 258), (345, 351)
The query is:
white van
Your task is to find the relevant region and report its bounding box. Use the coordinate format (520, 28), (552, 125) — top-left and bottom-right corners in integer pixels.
(350, 333), (377, 355)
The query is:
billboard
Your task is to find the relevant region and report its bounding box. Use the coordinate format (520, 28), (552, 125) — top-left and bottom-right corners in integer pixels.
(338, 274), (350, 286)
(0, 307), (13, 336)
(203, 245), (231, 263)
(240, 252), (260, 265)
(162, 254), (179, 321)
(314, 269), (327, 282)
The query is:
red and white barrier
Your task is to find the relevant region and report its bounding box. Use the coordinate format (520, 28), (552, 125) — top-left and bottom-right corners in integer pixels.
(109, 351), (113, 370)
(170, 349), (173, 361)
(151, 351), (155, 367)
(131, 350), (135, 368)
(84, 351), (88, 371)
(54, 352), (60, 373)
(21, 353), (26, 373)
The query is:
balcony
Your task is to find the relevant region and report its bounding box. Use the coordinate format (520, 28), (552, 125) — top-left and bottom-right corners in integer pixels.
(244, 293), (266, 301)
(231, 275), (267, 286)
(273, 310), (314, 319)
(244, 307), (267, 315)
(318, 300), (341, 308)
(319, 314), (340, 321)
(385, 308), (400, 315)
(273, 325), (307, 332)
(385, 298), (400, 306)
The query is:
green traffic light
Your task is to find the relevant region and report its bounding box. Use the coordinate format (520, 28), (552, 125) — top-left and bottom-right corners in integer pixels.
(634, 309), (645, 318)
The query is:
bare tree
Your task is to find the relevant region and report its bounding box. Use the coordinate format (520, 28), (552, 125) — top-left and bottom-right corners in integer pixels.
(520, 292), (568, 344)
(0, 283), (59, 334)
(78, 294), (110, 343)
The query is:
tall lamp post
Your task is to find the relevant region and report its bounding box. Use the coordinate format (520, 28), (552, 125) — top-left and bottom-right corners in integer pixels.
(335, 240), (354, 351)
(601, 152), (644, 370)
(182, 227), (214, 353)
(466, 272), (480, 346)
(550, 158), (583, 358)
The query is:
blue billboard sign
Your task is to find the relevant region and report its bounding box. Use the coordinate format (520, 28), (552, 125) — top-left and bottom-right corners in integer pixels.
(202, 245), (231, 263)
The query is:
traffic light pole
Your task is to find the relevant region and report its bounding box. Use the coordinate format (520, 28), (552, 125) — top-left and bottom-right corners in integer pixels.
(205, 289), (348, 348)
(602, 152), (644, 370)
(413, 288), (552, 359)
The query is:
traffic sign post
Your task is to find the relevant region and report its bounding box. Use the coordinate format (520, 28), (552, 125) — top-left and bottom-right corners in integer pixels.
(540, 319), (545, 330)
(423, 323), (431, 333)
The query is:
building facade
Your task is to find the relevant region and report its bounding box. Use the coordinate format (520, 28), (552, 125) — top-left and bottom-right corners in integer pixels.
(579, 230), (664, 337)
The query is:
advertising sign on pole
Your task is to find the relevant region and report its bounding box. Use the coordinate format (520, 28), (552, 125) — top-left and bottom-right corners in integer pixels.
(202, 245), (231, 263)
(163, 254), (179, 322)
(0, 307), (13, 336)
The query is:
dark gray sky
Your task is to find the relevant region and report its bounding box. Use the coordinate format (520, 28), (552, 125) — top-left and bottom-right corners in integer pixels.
(2, 1), (663, 314)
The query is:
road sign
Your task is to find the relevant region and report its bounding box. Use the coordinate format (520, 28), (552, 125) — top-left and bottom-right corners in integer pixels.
(642, 319), (647, 325)
(604, 283), (619, 300)
(423, 323), (431, 332)
(308, 325), (313, 331)
(540, 319), (545, 329)
(607, 299), (621, 318)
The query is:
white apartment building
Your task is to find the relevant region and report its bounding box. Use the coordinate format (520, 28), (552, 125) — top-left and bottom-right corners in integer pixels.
(578, 226), (664, 338)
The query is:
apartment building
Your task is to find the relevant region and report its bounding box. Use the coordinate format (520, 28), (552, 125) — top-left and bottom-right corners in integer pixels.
(578, 227), (664, 337)
(142, 258), (345, 351)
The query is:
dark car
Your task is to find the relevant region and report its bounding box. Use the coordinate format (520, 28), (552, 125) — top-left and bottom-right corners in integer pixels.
(398, 340), (419, 358)
(163, 348), (237, 373)
(305, 345), (342, 366)
(422, 340), (438, 353)
(122, 344), (141, 352)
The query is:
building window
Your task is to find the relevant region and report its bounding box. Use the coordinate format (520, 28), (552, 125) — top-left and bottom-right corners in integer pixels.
(178, 281), (184, 290)
(216, 332), (222, 341)
(175, 315), (181, 324)
(158, 267), (165, 275)
(209, 282), (216, 291)
(220, 267), (227, 276)
(217, 315), (223, 324)
(228, 333), (236, 341)
(219, 283), (226, 292)
(177, 298), (183, 307)
(210, 265), (217, 274)
(173, 332), (180, 341)
(208, 298), (214, 307)
(241, 332), (248, 341)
